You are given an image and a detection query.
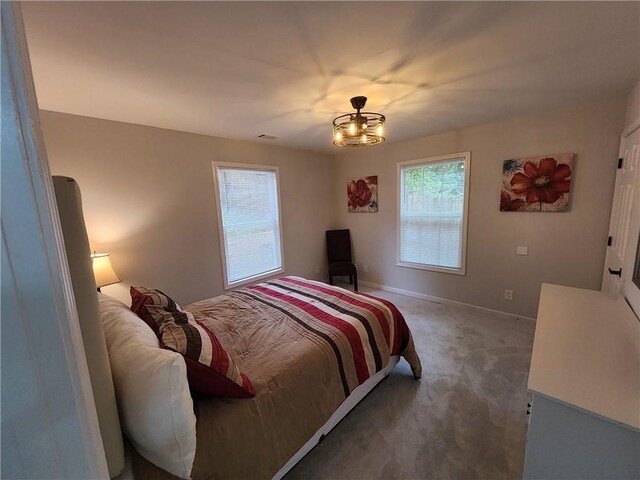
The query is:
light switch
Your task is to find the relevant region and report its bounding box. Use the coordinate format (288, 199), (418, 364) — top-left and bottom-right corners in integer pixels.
(516, 246), (528, 256)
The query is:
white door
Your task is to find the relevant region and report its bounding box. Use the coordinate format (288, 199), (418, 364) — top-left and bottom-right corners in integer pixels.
(602, 124), (640, 316)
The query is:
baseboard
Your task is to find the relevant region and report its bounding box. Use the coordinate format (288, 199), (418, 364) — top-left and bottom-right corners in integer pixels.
(358, 280), (536, 321)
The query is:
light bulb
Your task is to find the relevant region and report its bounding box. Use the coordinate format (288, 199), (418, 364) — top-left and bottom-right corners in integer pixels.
(349, 123), (356, 135)
(335, 131), (342, 141)
(377, 124), (384, 136)
(362, 123), (367, 131)
(361, 134), (367, 143)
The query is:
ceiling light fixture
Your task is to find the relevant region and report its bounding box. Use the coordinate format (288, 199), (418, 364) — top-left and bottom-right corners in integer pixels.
(333, 96), (385, 147)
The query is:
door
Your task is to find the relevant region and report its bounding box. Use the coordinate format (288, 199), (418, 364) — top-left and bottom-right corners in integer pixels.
(602, 123), (640, 316)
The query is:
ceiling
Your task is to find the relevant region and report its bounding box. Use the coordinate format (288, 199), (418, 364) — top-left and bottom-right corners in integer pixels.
(22, 2), (640, 154)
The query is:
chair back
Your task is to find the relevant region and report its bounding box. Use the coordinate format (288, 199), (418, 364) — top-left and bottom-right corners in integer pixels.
(326, 229), (352, 263)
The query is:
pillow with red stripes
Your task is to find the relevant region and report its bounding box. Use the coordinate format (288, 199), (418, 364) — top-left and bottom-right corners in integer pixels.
(130, 286), (254, 398)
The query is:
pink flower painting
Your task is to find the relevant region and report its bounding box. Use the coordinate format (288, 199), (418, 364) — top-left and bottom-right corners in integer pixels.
(500, 154), (574, 212)
(347, 176), (378, 213)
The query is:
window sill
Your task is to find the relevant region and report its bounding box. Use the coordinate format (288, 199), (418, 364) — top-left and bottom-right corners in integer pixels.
(224, 268), (285, 290)
(397, 261), (466, 276)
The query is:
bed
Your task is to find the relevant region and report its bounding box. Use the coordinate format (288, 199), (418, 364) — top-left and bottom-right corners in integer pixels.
(53, 176), (422, 480)
(130, 277), (422, 479)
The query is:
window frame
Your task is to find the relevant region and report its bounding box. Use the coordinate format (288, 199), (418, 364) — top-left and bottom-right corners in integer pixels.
(212, 161), (285, 290)
(396, 151), (471, 276)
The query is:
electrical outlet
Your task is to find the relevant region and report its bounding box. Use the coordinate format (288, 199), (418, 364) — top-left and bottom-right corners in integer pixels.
(315, 265), (320, 275)
(362, 264), (368, 273)
(516, 246), (528, 256)
(504, 289), (514, 301)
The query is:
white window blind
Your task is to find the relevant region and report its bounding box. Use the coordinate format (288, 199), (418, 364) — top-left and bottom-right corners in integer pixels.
(215, 164), (283, 287)
(398, 153), (470, 274)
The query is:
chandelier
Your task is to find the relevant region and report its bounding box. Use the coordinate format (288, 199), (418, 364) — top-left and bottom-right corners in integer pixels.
(333, 96), (385, 147)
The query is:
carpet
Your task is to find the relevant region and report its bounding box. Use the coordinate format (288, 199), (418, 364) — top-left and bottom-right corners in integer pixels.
(285, 286), (536, 480)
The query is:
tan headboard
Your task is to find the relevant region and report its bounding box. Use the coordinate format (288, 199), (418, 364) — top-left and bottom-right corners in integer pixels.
(52, 176), (125, 478)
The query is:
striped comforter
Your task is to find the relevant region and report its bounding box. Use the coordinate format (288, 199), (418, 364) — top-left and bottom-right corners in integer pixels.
(132, 276), (422, 480)
(236, 276), (422, 396)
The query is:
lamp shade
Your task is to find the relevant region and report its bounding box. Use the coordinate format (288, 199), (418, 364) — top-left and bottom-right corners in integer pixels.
(91, 253), (121, 288)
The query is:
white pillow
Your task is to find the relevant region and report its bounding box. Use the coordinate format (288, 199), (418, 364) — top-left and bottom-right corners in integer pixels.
(97, 293), (196, 479)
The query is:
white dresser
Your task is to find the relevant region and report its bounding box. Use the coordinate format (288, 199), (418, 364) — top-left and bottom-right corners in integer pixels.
(524, 283), (640, 479)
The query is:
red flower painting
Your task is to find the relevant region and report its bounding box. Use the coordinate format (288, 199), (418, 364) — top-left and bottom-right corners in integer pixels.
(500, 154), (573, 212)
(347, 176), (378, 213)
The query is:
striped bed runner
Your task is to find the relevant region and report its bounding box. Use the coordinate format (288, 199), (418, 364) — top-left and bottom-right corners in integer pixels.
(234, 276), (413, 397)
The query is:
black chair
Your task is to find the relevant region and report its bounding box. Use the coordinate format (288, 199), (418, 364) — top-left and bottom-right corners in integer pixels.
(326, 229), (357, 291)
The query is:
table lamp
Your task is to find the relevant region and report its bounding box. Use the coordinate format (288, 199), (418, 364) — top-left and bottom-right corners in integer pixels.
(91, 252), (121, 291)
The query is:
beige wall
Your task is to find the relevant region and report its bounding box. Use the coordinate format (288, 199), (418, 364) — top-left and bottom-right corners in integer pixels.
(623, 80), (640, 131)
(41, 111), (335, 305)
(42, 98), (627, 318)
(333, 99), (626, 318)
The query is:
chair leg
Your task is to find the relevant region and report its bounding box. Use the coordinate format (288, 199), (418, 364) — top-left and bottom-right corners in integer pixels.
(353, 271), (358, 292)
(349, 275), (353, 285)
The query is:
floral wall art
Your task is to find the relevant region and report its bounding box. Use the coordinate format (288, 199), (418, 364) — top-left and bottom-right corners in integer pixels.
(347, 176), (378, 213)
(500, 154), (574, 212)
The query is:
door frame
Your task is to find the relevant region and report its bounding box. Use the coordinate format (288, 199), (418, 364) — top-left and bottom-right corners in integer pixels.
(1, 2), (108, 478)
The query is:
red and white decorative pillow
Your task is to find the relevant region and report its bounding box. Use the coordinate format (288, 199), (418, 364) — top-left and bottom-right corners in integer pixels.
(130, 286), (254, 398)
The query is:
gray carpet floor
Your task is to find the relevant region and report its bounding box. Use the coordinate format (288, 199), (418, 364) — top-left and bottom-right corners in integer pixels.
(285, 286), (536, 480)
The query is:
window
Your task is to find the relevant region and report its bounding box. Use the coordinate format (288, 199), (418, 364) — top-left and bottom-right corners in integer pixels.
(213, 163), (284, 288)
(397, 152), (470, 275)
